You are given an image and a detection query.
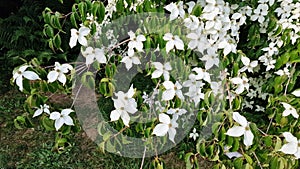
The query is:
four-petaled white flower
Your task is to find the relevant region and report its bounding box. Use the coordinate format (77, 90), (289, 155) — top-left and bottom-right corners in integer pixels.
(167, 108), (187, 120)
(239, 56), (258, 73)
(231, 76), (249, 94)
(163, 33), (184, 53)
(201, 48), (220, 70)
(128, 31), (146, 52)
(47, 62), (73, 85)
(162, 81), (184, 101)
(280, 132), (300, 159)
(225, 112), (254, 146)
(121, 51), (141, 70)
(13, 65), (40, 91)
(189, 128), (199, 141)
(281, 102), (299, 118)
(33, 104), (50, 117)
(250, 4), (269, 23)
(110, 85), (138, 126)
(82, 47), (106, 65)
(152, 113), (178, 143)
(69, 26), (90, 48)
(151, 62), (172, 81)
(164, 1), (185, 21)
(50, 109), (74, 131)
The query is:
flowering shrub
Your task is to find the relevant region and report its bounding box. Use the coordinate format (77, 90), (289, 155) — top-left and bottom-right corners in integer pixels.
(12, 0), (300, 168)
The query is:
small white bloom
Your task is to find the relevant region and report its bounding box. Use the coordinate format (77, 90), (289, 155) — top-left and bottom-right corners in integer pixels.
(239, 56), (258, 73)
(152, 113), (178, 143)
(189, 128), (199, 141)
(292, 89), (300, 97)
(274, 67), (290, 76)
(69, 26), (90, 48)
(162, 81), (184, 101)
(128, 31), (146, 52)
(13, 65), (40, 91)
(225, 112), (254, 146)
(33, 104), (50, 117)
(82, 47), (106, 65)
(50, 109), (74, 131)
(121, 51), (141, 70)
(280, 132), (300, 159)
(164, 1), (185, 21)
(151, 62), (172, 81)
(231, 76), (249, 94)
(201, 48), (219, 70)
(163, 33), (184, 53)
(167, 108), (187, 120)
(192, 67), (211, 83)
(281, 102), (299, 118)
(47, 62), (73, 85)
(250, 4), (269, 23)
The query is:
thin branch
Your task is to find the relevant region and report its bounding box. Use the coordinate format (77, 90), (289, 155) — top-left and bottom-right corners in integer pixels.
(140, 146), (147, 169)
(253, 152), (263, 169)
(284, 63), (297, 96)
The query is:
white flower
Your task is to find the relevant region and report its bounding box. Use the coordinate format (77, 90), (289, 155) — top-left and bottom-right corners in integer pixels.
(151, 62), (172, 81)
(231, 76), (249, 94)
(50, 109), (74, 131)
(13, 65), (40, 91)
(201, 48), (219, 70)
(184, 15), (199, 30)
(82, 47), (106, 65)
(281, 102), (299, 118)
(121, 51), (141, 70)
(167, 108), (187, 120)
(162, 81), (184, 101)
(280, 132), (300, 159)
(292, 89), (300, 97)
(128, 31), (146, 52)
(218, 38), (237, 56)
(163, 33), (184, 53)
(250, 4), (269, 23)
(110, 85), (138, 126)
(69, 26), (90, 48)
(164, 1), (185, 21)
(152, 113), (178, 143)
(185, 88), (205, 106)
(47, 62), (73, 85)
(262, 42), (278, 56)
(239, 56), (258, 73)
(33, 104), (50, 117)
(189, 128), (199, 141)
(225, 112), (254, 146)
(274, 67), (290, 76)
(192, 67), (211, 83)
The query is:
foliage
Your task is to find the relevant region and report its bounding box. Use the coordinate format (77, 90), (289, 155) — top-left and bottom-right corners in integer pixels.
(10, 0), (300, 168)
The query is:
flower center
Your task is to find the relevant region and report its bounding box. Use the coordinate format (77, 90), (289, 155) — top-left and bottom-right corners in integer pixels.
(17, 71), (22, 74)
(245, 126), (250, 131)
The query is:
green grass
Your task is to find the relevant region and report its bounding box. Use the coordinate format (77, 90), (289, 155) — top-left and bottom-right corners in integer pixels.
(0, 88), (212, 168)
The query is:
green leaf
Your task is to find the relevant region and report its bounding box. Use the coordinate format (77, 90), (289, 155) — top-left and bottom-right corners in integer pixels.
(53, 35), (62, 49)
(41, 116), (55, 131)
(244, 153), (253, 165)
(275, 52), (290, 69)
(70, 13), (78, 28)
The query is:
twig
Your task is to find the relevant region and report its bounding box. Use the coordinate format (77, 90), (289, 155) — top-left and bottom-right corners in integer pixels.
(140, 146), (147, 169)
(284, 63), (297, 96)
(71, 83), (83, 108)
(253, 152), (263, 169)
(112, 126), (129, 138)
(265, 116), (273, 134)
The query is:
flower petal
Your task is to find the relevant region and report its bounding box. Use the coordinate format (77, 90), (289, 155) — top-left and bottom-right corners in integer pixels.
(159, 113), (171, 124)
(120, 111), (130, 126)
(63, 116), (74, 126)
(225, 126), (245, 137)
(54, 118), (64, 131)
(110, 110), (121, 122)
(33, 109), (43, 117)
(22, 71), (40, 80)
(162, 89), (175, 101)
(280, 142), (298, 154)
(61, 109), (73, 116)
(47, 71), (59, 83)
(168, 127), (176, 143)
(153, 124), (169, 136)
(244, 130), (254, 146)
(232, 112), (248, 127)
(50, 112), (61, 120)
(282, 132), (298, 143)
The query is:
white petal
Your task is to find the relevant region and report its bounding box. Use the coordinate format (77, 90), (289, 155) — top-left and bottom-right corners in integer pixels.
(159, 113), (171, 124)
(69, 35), (78, 48)
(50, 112), (61, 120)
(16, 76), (23, 91)
(163, 81), (174, 90)
(54, 118), (64, 131)
(241, 56), (250, 66)
(294, 148), (300, 159)
(244, 130), (254, 146)
(174, 37), (184, 50)
(61, 109), (73, 116)
(79, 27), (90, 36)
(233, 112), (248, 127)
(47, 71), (59, 83)
(162, 89), (175, 101)
(151, 70), (162, 79)
(120, 111), (130, 126)
(22, 71), (40, 80)
(280, 142), (298, 154)
(283, 132), (298, 143)
(163, 33), (173, 41)
(19, 65), (29, 72)
(110, 110), (121, 121)
(292, 89), (300, 97)
(231, 77), (243, 84)
(168, 127), (176, 143)
(33, 109), (43, 117)
(63, 116), (74, 125)
(225, 126), (245, 137)
(166, 41), (175, 53)
(153, 124), (169, 136)
(78, 36), (88, 46)
(225, 152), (243, 159)
(58, 74), (67, 85)
(127, 85), (135, 98)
